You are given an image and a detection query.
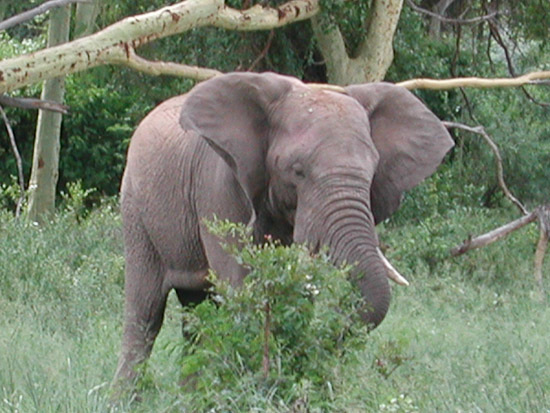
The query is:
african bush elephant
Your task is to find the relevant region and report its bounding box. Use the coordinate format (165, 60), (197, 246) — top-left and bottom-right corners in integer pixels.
(115, 72), (453, 383)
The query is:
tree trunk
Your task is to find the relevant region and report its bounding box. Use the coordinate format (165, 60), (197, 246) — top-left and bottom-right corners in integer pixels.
(429, 0), (455, 38)
(27, 5), (71, 223)
(312, 0), (404, 85)
(74, 0), (100, 37)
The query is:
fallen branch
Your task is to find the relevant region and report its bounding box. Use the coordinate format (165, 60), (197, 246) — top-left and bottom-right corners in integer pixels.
(0, 95), (69, 114)
(450, 211), (537, 256)
(0, 105), (25, 217)
(0, 0), (91, 31)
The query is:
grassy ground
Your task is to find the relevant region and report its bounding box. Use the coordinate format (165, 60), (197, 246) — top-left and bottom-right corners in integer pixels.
(0, 202), (548, 412)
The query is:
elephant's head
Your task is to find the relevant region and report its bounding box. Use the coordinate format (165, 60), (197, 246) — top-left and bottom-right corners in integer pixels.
(180, 72), (453, 328)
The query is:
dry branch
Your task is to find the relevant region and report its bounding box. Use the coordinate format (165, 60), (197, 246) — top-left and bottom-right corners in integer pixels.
(0, 106), (25, 216)
(450, 211), (537, 256)
(406, 0), (497, 25)
(397, 71), (550, 90)
(0, 95), (69, 114)
(0, 0), (90, 31)
(443, 121), (528, 215)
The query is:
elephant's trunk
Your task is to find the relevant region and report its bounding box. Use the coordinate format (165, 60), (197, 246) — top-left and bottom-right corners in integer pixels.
(294, 175), (391, 328)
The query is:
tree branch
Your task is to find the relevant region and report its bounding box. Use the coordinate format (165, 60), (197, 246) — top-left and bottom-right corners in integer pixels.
(354, 0), (404, 82)
(0, 105), (25, 217)
(122, 48), (222, 81)
(0, 0), (90, 31)
(247, 30), (275, 72)
(310, 15), (350, 85)
(450, 211), (537, 256)
(397, 70), (550, 90)
(443, 121), (528, 215)
(406, 0), (497, 25)
(0, 95), (69, 113)
(0, 0), (319, 93)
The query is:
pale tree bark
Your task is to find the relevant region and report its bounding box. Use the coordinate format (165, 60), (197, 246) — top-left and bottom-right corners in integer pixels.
(27, 5), (71, 223)
(0, 0), (318, 94)
(312, 0), (404, 85)
(74, 0), (101, 37)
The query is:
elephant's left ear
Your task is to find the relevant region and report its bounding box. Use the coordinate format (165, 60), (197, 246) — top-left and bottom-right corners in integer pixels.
(346, 83), (454, 223)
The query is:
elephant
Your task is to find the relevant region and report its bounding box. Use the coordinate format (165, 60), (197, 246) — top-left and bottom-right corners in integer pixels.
(114, 72), (454, 383)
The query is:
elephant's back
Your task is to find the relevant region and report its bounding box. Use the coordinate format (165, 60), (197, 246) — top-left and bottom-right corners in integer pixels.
(122, 94), (200, 195)
(121, 94), (208, 273)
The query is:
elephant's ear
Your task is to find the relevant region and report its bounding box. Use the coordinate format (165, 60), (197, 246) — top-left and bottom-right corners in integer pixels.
(346, 83), (454, 223)
(180, 72), (296, 223)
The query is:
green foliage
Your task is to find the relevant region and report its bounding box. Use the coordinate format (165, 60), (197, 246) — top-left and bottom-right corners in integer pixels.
(0, 197), (549, 411)
(178, 219), (368, 410)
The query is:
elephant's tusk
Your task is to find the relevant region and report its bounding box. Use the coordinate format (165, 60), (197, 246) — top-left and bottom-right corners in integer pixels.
(377, 248), (410, 286)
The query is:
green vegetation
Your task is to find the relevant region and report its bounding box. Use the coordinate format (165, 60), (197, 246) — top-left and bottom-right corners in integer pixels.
(0, 193), (548, 411)
(1, 1), (549, 411)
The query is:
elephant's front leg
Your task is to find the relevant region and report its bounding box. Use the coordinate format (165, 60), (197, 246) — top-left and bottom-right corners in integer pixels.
(114, 219), (169, 387)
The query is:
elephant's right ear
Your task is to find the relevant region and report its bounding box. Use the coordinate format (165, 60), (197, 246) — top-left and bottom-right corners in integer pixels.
(346, 83), (454, 223)
(180, 72), (295, 222)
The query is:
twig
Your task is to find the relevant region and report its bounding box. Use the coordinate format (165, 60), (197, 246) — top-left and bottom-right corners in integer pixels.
(247, 30), (275, 72)
(0, 95), (69, 114)
(443, 121), (528, 215)
(450, 211), (537, 256)
(486, 15), (550, 107)
(0, 105), (25, 217)
(406, 0), (497, 25)
(0, 0), (91, 31)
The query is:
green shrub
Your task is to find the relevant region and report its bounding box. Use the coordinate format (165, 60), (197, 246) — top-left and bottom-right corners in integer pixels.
(178, 219), (369, 411)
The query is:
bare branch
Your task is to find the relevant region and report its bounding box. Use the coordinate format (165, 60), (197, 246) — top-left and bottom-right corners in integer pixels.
(450, 211), (537, 256)
(0, 0), (319, 93)
(122, 48), (222, 81)
(406, 0), (497, 25)
(0, 0), (90, 31)
(443, 121), (528, 215)
(0, 95), (69, 114)
(397, 70), (550, 90)
(0, 105), (25, 217)
(247, 30), (275, 72)
(486, 17), (550, 107)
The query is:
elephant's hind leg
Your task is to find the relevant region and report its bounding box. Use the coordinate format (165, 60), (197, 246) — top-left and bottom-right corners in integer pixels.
(114, 216), (170, 385)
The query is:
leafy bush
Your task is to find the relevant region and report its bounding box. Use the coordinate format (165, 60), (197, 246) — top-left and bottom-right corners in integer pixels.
(178, 220), (369, 411)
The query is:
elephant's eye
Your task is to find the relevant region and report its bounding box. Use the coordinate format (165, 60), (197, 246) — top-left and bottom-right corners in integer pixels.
(291, 162), (305, 178)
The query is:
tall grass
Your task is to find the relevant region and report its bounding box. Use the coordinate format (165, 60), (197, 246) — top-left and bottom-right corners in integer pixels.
(0, 200), (548, 411)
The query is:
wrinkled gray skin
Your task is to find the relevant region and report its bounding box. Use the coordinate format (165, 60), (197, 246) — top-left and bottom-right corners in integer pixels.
(115, 72), (453, 383)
